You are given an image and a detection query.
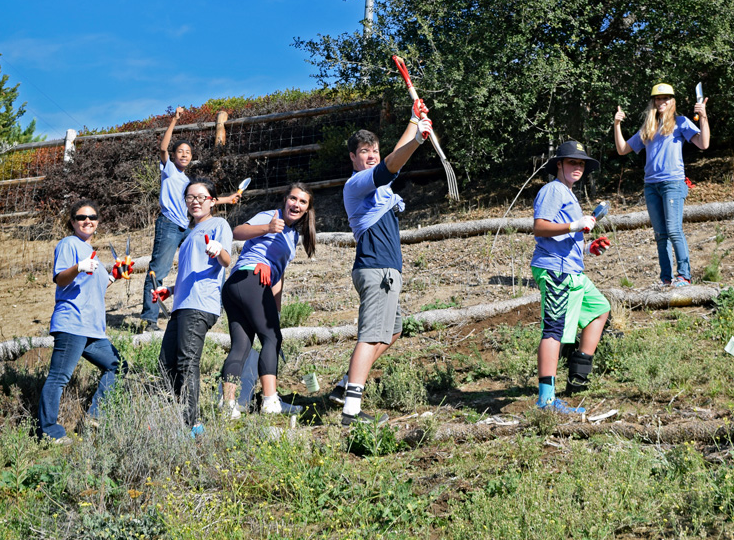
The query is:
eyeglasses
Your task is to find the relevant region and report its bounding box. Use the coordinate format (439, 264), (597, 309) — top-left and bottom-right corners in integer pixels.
(74, 214), (98, 221)
(185, 195), (213, 203)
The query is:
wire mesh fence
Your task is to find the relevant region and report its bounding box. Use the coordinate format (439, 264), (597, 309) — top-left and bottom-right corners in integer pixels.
(0, 100), (383, 278)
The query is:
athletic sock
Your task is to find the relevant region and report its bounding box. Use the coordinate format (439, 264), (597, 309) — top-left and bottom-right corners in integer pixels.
(262, 393), (279, 405)
(538, 376), (555, 406)
(342, 384), (364, 416)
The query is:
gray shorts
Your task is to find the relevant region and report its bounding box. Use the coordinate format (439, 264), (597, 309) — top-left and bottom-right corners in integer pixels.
(352, 268), (403, 344)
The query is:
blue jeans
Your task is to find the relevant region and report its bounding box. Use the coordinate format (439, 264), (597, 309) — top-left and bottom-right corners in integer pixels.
(159, 309), (218, 427)
(141, 214), (190, 323)
(645, 180), (690, 282)
(38, 332), (125, 440)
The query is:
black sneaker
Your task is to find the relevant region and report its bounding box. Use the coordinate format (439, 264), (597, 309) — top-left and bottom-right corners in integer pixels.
(341, 410), (389, 427)
(141, 320), (159, 333)
(328, 384), (346, 405)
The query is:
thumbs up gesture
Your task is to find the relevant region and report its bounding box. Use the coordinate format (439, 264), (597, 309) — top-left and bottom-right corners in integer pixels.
(614, 106), (626, 124)
(268, 211), (285, 234)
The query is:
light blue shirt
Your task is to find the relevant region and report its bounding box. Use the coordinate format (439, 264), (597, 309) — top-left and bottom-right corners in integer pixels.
(530, 180), (585, 274)
(627, 116), (700, 183)
(343, 163), (403, 242)
(234, 209), (298, 286)
(50, 235), (109, 339)
(172, 217), (233, 316)
(159, 158), (190, 228)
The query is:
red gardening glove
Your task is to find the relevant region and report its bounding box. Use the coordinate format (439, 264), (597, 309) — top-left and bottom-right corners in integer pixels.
(151, 286), (171, 303)
(253, 263), (271, 286)
(685, 177), (696, 188)
(585, 236), (611, 256)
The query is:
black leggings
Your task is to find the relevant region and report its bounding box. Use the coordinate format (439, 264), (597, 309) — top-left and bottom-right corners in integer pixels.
(221, 269), (282, 380)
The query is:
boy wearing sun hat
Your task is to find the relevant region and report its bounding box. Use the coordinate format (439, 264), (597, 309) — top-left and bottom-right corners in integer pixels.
(531, 140), (611, 413)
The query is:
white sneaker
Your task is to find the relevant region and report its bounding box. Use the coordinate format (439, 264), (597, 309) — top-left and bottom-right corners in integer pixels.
(219, 399), (242, 420)
(261, 395), (303, 415)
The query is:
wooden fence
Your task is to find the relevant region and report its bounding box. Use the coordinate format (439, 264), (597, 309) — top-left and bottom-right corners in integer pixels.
(0, 100), (383, 221)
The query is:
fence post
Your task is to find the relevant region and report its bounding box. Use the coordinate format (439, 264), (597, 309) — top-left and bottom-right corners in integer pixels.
(64, 129), (77, 163)
(215, 112), (228, 146)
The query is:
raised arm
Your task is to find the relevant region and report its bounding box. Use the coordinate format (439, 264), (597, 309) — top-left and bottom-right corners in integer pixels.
(160, 106), (184, 164)
(613, 106), (633, 155)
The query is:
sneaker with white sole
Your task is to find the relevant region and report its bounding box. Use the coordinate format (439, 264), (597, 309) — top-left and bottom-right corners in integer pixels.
(672, 276), (691, 287)
(536, 398), (585, 414)
(261, 396), (303, 415)
(341, 410), (389, 427)
(219, 399), (242, 420)
(328, 384), (346, 405)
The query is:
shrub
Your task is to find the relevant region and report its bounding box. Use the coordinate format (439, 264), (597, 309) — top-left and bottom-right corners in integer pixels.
(280, 297), (313, 328)
(372, 361), (428, 412)
(346, 421), (406, 456)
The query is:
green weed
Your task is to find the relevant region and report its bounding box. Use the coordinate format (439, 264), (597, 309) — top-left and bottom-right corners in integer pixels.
(421, 296), (462, 311)
(280, 297), (313, 328)
(402, 315), (424, 337)
(372, 360), (427, 411)
(346, 421), (406, 456)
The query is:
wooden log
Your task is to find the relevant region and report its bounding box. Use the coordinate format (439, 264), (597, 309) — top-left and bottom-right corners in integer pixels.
(317, 202), (734, 246)
(400, 419), (734, 446)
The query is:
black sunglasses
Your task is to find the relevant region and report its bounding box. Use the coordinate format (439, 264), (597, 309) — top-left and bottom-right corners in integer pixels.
(74, 214), (98, 221)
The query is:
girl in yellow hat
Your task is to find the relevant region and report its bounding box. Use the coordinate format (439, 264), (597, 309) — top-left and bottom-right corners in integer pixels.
(613, 83), (709, 286)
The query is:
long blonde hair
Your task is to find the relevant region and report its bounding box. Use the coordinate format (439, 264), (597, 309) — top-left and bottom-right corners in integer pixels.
(640, 98), (677, 142)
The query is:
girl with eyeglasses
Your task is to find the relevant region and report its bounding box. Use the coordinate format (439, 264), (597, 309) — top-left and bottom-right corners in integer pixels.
(614, 83), (710, 287)
(140, 107), (240, 331)
(37, 200), (127, 443)
(151, 178), (232, 436)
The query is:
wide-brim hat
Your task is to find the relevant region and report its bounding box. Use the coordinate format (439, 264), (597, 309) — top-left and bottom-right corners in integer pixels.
(543, 140), (600, 179)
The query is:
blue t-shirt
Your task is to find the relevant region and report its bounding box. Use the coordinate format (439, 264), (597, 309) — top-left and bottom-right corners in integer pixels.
(627, 116), (700, 183)
(172, 217), (233, 316)
(50, 235), (109, 339)
(530, 180), (585, 274)
(343, 162), (403, 272)
(234, 209), (298, 286)
(159, 158), (190, 228)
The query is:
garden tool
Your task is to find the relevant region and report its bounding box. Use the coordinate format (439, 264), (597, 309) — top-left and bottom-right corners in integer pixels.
(237, 177), (251, 195)
(392, 55), (460, 201)
(109, 237), (133, 279)
(694, 82), (704, 122)
(148, 270), (170, 319)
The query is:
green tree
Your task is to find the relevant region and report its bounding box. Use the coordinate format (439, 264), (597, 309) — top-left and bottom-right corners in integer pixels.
(295, 0), (734, 188)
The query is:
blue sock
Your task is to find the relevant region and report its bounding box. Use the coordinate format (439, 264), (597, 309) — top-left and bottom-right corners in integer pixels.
(538, 376), (555, 406)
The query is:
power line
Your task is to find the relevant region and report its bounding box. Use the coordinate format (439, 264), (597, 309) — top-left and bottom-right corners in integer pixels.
(1, 55), (83, 133)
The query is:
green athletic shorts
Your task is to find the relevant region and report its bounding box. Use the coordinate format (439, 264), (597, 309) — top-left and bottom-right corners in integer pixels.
(531, 266), (610, 344)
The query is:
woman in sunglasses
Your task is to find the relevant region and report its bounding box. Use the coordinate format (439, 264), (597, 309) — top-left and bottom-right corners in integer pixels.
(37, 200), (128, 443)
(151, 178), (232, 436)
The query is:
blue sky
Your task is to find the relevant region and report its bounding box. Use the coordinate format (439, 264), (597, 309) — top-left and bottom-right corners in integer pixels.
(1, 0), (367, 139)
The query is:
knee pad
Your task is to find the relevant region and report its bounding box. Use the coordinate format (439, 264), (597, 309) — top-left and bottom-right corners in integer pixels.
(567, 351), (593, 394)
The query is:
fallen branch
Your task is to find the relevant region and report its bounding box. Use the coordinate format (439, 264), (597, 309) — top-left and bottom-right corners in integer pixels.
(400, 418), (734, 446)
(0, 284), (723, 361)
